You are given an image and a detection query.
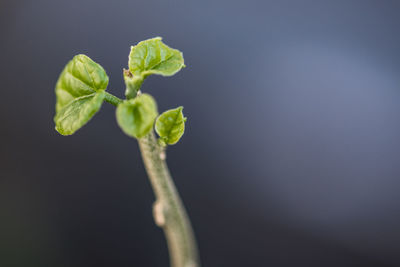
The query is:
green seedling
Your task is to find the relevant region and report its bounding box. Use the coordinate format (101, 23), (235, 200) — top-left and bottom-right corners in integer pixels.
(54, 37), (199, 267)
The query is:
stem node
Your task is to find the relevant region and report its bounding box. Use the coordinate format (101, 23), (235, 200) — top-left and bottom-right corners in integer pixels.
(153, 200), (166, 227)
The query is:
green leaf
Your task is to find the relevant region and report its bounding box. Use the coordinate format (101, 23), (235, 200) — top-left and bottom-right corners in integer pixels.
(54, 54), (109, 135)
(128, 37), (185, 78)
(116, 93), (158, 138)
(54, 92), (105, 135)
(155, 107), (186, 145)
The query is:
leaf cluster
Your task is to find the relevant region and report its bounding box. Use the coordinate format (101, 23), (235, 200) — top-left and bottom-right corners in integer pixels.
(54, 37), (187, 145)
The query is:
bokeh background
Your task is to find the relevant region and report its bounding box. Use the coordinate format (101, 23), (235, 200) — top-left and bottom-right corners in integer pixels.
(1, 0), (400, 266)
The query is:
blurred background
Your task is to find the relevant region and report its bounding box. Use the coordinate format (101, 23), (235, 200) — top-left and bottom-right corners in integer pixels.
(1, 0), (400, 266)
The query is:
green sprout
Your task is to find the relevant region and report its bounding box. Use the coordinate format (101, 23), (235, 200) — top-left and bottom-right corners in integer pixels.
(54, 37), (200, 267)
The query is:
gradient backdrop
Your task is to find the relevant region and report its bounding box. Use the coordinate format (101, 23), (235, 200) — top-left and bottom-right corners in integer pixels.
(1, 0), (400, 266)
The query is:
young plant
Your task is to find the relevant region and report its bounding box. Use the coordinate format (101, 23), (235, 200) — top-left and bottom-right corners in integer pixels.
(54, 37), (200, 267)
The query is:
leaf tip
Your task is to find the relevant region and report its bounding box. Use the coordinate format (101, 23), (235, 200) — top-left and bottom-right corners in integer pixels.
(73, 54), (88, 62)
(54, 125), (69, 136)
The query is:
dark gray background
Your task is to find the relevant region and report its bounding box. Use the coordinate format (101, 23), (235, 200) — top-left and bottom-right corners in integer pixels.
(1, 0), (400, 266)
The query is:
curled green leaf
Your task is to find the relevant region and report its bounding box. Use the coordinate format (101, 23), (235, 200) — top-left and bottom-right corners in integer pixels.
(128, 37), (185, 79)
(54, 54), (109, 135)
(116, 93), (158, 139)
(123, 69), (143, 99)
(155, 107), (186, 145)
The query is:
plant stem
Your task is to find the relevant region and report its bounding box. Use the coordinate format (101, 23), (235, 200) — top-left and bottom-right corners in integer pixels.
(104, 91), (123, 106)
(138, 131), (200, 267)
(103, 91), (199, 266)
